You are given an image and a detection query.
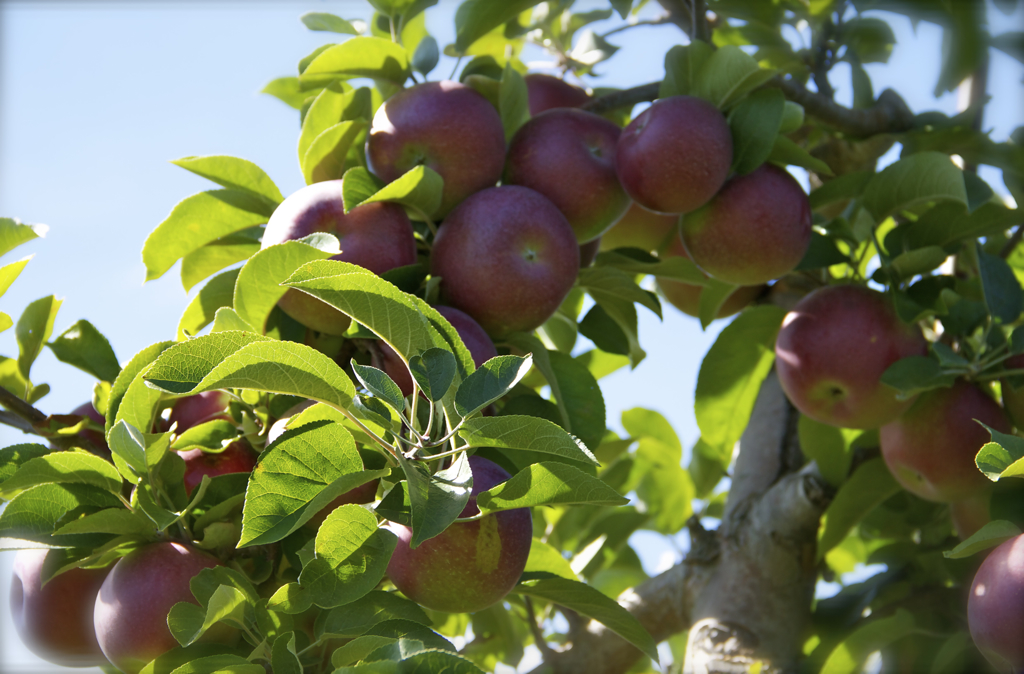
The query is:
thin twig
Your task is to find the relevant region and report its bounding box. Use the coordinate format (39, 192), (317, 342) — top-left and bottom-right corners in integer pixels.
(524, 596), (557, 664)
(599, 16), (672, 39)
(0, 385), (47, 424)
(1000, 225), (1024, 258)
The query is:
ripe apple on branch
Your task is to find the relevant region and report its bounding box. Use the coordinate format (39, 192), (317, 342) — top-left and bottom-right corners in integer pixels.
(1, 1), (1023, 673)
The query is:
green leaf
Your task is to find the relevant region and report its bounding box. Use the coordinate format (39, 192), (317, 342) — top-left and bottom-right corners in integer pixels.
(547, 351), (607, 458)
(0, 482), (120, 544)
(398, 451), (473, 548)
(0, 443), (52, 484)
(411, 35), (440, 76)
(262, 77), (316, 110)
(233, 240), (338, 334)
(524, 538), (578, 580)
(0, 218), (47, 258)
(698, 278), (739, 329)
(477, 462), (627, 513)
(0, 256), (31, 298)
(169, 585), (248, 647)
(879, 356), (956, 397)
(48, 319), (120, 382)
(302, 120), (368, 185)
(862, 152), (968, 221)
(728, 88), (786, 174)
(171, 420), (238, 453)
(808, 171), (873, 211)
(178, 269), (240, 340)
(453, 0), (541, 53)
(180, 229), (260, 293)
(596, 250), (708, 285)
(319, 590), (432, 638)
(294, 504), (398, 608)
(106, 342), (174, 433)
(820, 609), (915, 674)
(943, 519), (1022, 559)
(143, 190), (274, 282)
(0, 451), (122, 499)
(499, 61), (529, 142)
(357, 165), (444, 218)
(299, 85), (371, 172)
(239, 420), (386, 546)
(976, 421), (1024, 481)
(352, 363), (407, 412)
(578, 266), (661, 318)
(342, 167), (386, 213)
(145, 333), (356, 413)
(768, 136), (834, 175)
(798, 415), (854, 487)
(817, 458), (901, 560)
(692, 45), (775, 110)
(978, 246), (1023, 323)
(300, 37), (411, 85)
(17, 295), (62, 381)
(271, 633), (302, 674)
(660, 42), (714, 99)
(795, 232), (851, 271)
(301, 12), (360, 34)
(282, 260), (451, 365)
(408, 348), (457, 402)
(634, 438), (694, 533)
(169, 654), (264, 674)
(458, 415), (599, 465)
(108, 420), (151, 479)
(513, 577), (659, 663)
(52, 507), (155, 536)
(695, 306), (785, 462)
(454, 355), (533, 418)
(170, 156), (283, 206)
(887, 245), (948, 281)
(621, 408), (680, 452)
(841, 17), (896, 64)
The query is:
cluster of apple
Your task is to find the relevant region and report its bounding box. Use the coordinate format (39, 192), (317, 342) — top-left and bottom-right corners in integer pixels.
(13, 382), (527, 673)
(264, 72), (814, 345)
(773, 284), (1024, 670)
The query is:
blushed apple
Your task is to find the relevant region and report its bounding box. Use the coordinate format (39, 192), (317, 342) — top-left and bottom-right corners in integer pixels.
(524, 73), (589, 115)
(179, 440), (258, 496)
(968, 533), (1024, 672)
(656, 233), (765, 320)
(599, 201), (678, 253)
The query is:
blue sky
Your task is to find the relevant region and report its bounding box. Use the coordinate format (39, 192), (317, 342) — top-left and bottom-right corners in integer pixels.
(0, 1), (1021, 671)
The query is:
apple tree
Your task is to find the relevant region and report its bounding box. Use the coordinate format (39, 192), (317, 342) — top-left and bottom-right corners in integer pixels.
(1, 1), (1023, 673)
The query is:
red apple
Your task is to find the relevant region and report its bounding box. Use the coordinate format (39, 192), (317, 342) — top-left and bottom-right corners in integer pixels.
(775, 285), (929, 429)
(10, 548), (109, 667)
(93, 542), (231, 674)
(430, 186), (580, 338)
(599, 201), (679, 253)
(524, 73), (589, 115)
(968, 533), (1024, 672)
(615, 95), (732, 214)
(656, 233), (765, 320)
(950, 493), (991, 540)
(366, 80), (506, 217)
(386, 456), (532, 613)
(680, 163), (812, 286)
(504, 108), (629, 243)
(579, 237), (601, 268)
(380, 305), (498, 397)
(168, 391), (232, 433)
(262, 180), (418, 335)
(178, 440), (258, 496)
(880, 379), (1008, 503)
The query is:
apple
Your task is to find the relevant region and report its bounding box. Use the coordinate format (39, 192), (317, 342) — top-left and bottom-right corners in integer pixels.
(950, 493), (991, 540)
(10, 548), (109, 667)
(93, 541), (231, 674)
(599, 201), (679, 253)
(1000, 353), (1024, 429)
(178, 440), (258, 496)
(379, 305), (498, 397)
(655, 233), (765, 320)
(168, 391), (232, 433)
(524, 73), (589, 115)
(968, 533), (1024, 672)
(615, 95), (732, 214)
(680, 163), (812, 286)
(504, 108), (630, 243)
(262, 181), (418, 335)
(880, 379), (1008, 503)
(366, 80), (506, 217)
(775, 285), (929, 429)
(386, 455), (532, 613)
(430, 185), (580, 338)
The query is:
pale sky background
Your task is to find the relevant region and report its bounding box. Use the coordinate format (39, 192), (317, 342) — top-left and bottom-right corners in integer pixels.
(0, 1), (1021, 672)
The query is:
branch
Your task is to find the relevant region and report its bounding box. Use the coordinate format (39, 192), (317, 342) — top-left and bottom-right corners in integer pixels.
(0, 385), (47, 425)
(581, 77), (914, 139)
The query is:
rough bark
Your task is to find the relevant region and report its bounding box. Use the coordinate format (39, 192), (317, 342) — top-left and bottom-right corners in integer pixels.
(528, 373), (834, 674)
